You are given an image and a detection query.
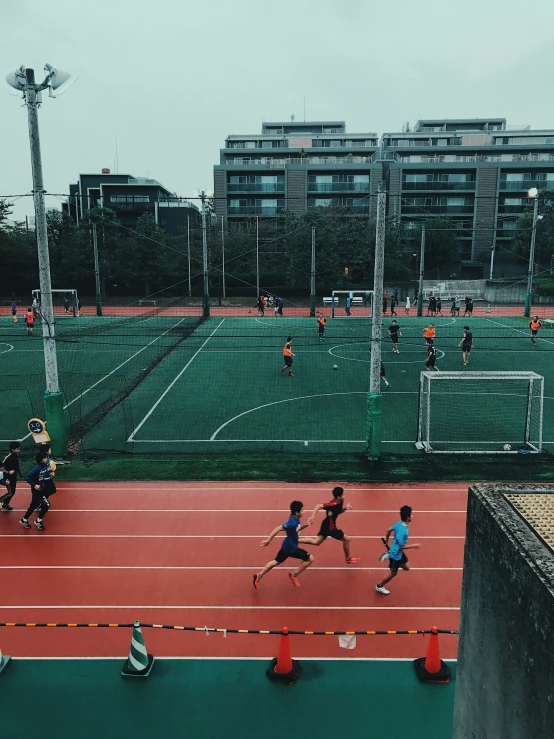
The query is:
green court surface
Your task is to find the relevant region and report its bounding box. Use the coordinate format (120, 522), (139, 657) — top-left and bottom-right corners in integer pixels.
(0, 659), (456, 739)
(1, 312), (553, 457)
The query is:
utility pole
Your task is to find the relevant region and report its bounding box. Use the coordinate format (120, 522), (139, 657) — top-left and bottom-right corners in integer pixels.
(201, 191), (210, 318)
(310, 226), (316, 317)
(417, 224), (425, 318)
(525, 190), (540, 318)
(187, 215), (191, 297)
(6, 65), (72, 456)
(221, 216), (226, 299)
(92, 223), (102, 316)
(256, 216), (260, 297)
(368, 181), (386, 460)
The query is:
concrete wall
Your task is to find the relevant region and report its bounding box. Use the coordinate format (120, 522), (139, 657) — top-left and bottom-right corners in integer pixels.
(453, 484), (554, 739)
(484, 282), (554, 304)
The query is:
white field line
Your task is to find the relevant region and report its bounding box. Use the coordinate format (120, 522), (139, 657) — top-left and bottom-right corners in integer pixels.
(0, 534), (464, 539)
(52, 486), (471, 491)
(13, 658), (459, 662)
(0, 605), (460, 611)
(4, 508), (467, 513)
(128, 319), (226, 442)
(487, 317), (554, 347)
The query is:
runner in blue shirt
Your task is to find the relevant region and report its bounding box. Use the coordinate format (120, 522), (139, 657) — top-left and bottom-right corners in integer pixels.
(253, 501), (314, 589)
(375, 505), (420, 595)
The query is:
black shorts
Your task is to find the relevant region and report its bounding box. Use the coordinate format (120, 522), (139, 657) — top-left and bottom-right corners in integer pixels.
(390, 334), (399, 343)
(425, 359), (436, 368)
(275, 547), (310, 564)
(318, 327), (325, 335)
(462, 343), (472, 353)
(532, 330), (538, 337)
(318, 527), (344, 541)
(389, 552), (408, 571)
(284, 356), (292, 367)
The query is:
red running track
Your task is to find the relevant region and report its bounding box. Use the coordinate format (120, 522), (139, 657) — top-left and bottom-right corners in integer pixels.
(0, 482), (467, 659)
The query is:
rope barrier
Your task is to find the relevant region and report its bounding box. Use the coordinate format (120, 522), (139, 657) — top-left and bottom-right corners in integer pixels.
(0, 622), (459, 636)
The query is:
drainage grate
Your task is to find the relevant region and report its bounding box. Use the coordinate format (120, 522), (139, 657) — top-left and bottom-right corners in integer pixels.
(504, 494), (554, 553)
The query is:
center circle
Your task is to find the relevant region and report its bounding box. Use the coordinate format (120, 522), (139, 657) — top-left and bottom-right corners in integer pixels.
(0, 343), (14, 356)
(328, 342), (445, 364)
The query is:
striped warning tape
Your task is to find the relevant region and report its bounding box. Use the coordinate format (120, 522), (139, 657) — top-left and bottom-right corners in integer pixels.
(0, 623), (459, 636)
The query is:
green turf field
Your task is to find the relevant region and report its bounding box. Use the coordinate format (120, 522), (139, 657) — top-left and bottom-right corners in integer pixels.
(1, 313), (553, 456)
(0, 659), (456, 739)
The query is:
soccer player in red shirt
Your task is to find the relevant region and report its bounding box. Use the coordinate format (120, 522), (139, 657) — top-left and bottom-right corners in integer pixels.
(299, 486), (360, 564)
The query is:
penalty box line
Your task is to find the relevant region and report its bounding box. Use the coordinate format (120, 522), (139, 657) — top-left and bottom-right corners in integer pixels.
(127, 319), (226, 442)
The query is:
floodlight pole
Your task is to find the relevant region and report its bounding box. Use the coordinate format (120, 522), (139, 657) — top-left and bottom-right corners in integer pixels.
(22, 68), (67, 455)
(187, 215), (191, 297)
(417, 224), (425, 317)
(221, 216), (226, 299)
(201, 191), (210, 318)
(310, 226), (316, 317)
(367, 181), (386, 460)
(256, 216), (260, 297)
(92, 223), (103, 316)
(525, 192), (540, 317)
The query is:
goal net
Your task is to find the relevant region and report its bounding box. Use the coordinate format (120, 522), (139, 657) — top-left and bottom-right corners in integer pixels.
(32, 289), (79, 317)
(416, 371), (544, 454)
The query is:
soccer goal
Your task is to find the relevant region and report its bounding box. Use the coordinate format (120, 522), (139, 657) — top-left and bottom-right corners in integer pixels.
(32, 289), (79, 317)
(328, 290), (373, 318)
(416, 371), (544, 454)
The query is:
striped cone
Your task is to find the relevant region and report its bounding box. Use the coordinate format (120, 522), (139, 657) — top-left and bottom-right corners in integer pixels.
(0, 644), (11, 675)
(121, 621), (155, 678)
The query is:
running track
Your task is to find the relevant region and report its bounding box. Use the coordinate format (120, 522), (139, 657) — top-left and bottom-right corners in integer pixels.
(0, 482), (466, 659)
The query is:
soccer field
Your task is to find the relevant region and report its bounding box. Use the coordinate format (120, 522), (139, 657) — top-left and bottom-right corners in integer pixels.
(1, 312), (553, 455)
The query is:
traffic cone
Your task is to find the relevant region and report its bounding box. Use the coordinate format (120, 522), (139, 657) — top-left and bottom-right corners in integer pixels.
(121, 621), (155, 678)
(266, 627), (302, 684)
(0, 645), (11, 675)
(413, 626), (451, 683)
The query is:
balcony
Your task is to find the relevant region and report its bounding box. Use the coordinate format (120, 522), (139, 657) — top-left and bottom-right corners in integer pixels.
(225, 155), (371, 167)
(227, 205), (285, 216)
(497, 204), (529, 215)
(402, 181), (476, 191)
(401, 205), (475, 215)
(227, 182), (285, 193)
(307, 182), (370, 192)
(500, 180), (554, 191)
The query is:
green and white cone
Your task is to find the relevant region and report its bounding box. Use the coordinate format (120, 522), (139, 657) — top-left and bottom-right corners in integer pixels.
(121, 620), (154, 677)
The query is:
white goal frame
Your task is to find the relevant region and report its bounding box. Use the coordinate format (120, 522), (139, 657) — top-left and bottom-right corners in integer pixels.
(330, 290), (373, 318)
(416, 371), (544, 454)
(32, 289), (79, 317)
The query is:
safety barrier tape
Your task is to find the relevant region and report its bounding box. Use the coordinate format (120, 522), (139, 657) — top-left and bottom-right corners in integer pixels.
(0, 623), (459, 636)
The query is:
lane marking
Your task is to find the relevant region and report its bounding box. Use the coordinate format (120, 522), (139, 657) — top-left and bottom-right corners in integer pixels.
(0, 566), (462, 571)
(52, 485), (470, 491)
(14, 657), (459, 661)
(128, 319), (226, 442)
(486, 317), (554, 347)
(0, 605), (461, 611)
(3, 508), (467, 513)
(0, 534), (465, 539)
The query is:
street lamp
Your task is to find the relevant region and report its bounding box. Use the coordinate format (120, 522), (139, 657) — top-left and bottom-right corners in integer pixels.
(525, 188), (540, 317)
(6, 64), (73, 456)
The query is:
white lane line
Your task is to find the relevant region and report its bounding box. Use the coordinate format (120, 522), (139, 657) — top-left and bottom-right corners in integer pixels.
(0, 534), (464, 539)
(0, 605), (460, 611)
(14, 658), (459, 662)
(486, 317), (554, 347)
(0, 566), (462, 571)
(3, 508), (467, 513)
(52, 486), (470, 492)
(128, 319), (226, 442)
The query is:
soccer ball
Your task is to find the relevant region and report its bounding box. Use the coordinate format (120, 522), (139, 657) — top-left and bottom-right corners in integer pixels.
(503, 444), (512, 451)
(333, 364), (338, 370)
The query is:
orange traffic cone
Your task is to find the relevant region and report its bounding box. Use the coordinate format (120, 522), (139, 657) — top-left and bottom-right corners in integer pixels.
(413, 626), (451, 683)
(266, 627), (302, 684)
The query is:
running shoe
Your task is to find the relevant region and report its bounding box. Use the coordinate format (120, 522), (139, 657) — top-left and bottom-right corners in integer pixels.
(34, 520), (45, 531)
(288, 372), (294, 377)
(289, 572), (300, 587)
(1, 503), (13, 511)
(345, 557), (360, 564)
(375, 585), (390, 595)
(19, 518), (31, 529)
(253, 574), (261, 589)
(280, 369), (285, 375)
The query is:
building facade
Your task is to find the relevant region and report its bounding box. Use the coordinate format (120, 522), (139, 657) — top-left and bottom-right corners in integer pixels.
(63, 170), (199, 236)
(215, 118), (554, 276)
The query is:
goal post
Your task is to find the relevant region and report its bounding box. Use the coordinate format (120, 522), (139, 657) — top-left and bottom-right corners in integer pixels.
(330, 290), (373, 318)
(416, 371), (544, 454)
(32, 289), (79, 317)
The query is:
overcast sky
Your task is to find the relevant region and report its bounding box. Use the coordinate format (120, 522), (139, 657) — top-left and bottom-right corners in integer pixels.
(3, 0), (554, 221)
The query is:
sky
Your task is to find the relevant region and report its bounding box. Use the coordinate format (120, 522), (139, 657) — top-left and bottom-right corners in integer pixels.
(3, 0), (554, 221)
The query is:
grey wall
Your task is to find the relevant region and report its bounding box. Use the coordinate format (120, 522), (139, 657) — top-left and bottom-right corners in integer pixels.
(453, 484), (554, 739)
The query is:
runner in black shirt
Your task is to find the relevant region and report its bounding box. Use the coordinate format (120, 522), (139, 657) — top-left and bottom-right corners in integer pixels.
(299, 487), (360, 564)
(425, 343), (440, 373)
(0, 442), (22, 511)
(458, 326), (473, 366)
(388, 320), (402, 353)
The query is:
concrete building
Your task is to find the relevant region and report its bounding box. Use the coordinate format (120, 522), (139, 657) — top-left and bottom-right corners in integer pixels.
(63, 170), (200, 236)
(215, 118), (554, 276)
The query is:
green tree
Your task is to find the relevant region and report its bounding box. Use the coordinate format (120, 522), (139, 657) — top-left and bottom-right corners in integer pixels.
(513, 189), (554, 270)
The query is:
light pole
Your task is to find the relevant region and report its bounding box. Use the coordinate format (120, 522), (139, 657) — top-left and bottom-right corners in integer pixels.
(92, 223), (103, 316)
(6, 64), (73, 456)
(201, 191), (210, 318)
(417, 224), (425, 317)
(525, 187), (540, 317)
(310, 226), (316, 317)
(256, 216), (260, 297)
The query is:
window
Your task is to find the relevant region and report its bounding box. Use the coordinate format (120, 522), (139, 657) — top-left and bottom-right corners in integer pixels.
(229, 176), (247, 184)
(504, 198), (524, 205)
(110, 194), (150, 203)
(446, 198), (465, 206)
(329, 140), (341, 148)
